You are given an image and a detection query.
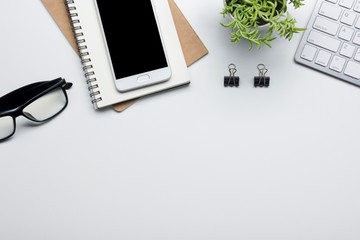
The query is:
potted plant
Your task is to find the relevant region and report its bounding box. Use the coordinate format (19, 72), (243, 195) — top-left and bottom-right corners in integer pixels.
(221, 0), (305, 50)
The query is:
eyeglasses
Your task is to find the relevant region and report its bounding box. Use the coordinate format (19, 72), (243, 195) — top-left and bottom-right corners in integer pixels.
(0, 77), (72, 141)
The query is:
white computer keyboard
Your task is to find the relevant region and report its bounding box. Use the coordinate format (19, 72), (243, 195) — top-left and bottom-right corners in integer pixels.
(295, 0), (360, 86)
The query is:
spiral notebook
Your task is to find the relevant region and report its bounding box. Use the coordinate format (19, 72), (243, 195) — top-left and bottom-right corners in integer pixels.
(64, 0), (190, 109)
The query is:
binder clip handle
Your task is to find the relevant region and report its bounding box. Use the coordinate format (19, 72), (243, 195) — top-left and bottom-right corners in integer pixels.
(257, 64), (268, 77)
(229, 64), (237, 77)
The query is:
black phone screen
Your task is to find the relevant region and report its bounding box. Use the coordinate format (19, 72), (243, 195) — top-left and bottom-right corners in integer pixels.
(95, 0), (168, 79)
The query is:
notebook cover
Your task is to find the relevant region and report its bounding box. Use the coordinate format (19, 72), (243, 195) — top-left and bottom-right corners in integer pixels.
(167, 0), (208, 67)
(41, 0), (208, 111)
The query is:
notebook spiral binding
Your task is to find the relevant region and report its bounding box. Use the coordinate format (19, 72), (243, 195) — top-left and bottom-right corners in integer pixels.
(65, 0), (102, 104)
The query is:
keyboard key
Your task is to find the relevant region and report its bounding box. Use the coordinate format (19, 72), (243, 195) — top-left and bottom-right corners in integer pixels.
(356, 17), (360, 29)
(314, 16), (340, 35)
(327, 0), (338, 3)
(301, 44), (318, 61)
(340, 10), (357, 25)
(307, 30), (341, 52)
(353, 31), (360, 45)
(354, 48), (360, 61)
(330, 55), (346, 72)
(354, 0), (360, 12)
(319, 2), (342, 20)
(338, 26), (355, 40)
(315, 50), (332, 66)
(339, 0), (355, 8)
(340, 42), (356, 57)
(344, 61), (360, 79)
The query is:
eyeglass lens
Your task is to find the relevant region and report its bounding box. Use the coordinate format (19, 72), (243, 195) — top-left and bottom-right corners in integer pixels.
(0, 116), (15, 140)
(23, 88), (67, 121)
(0, 87), (67, 140)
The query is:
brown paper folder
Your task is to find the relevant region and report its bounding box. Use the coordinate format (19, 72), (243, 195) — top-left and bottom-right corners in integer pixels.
(42, 0), (208, 112)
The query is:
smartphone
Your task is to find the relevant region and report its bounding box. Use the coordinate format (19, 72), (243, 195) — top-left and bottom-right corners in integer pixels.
(94, 0), (171, 92)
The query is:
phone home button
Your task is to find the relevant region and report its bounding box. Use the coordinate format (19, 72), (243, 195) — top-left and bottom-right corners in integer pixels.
(137, 74), (150, 83)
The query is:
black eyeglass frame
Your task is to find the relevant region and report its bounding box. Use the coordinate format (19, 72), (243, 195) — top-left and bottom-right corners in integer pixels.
(0, 77), (73, 141)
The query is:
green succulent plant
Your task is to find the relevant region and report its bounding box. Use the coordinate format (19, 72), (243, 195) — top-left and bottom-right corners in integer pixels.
(221, 0), (305, 50)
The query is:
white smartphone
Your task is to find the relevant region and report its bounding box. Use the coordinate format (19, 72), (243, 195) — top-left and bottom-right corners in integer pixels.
(94, 0), (172, 92)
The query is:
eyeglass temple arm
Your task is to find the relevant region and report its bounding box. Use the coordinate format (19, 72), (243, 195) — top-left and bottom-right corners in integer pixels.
(64, 82), (73, 90)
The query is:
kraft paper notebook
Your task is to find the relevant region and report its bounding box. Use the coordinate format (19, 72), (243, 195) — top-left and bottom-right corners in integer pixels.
(42, 0), (208, 111)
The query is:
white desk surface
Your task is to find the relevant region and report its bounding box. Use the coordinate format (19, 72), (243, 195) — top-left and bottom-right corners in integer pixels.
(1, 0), (360, 239)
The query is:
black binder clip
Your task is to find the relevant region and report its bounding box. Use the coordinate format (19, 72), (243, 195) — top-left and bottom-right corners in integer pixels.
(224, 64), (239, 87)
(254, 64), (270, 87)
